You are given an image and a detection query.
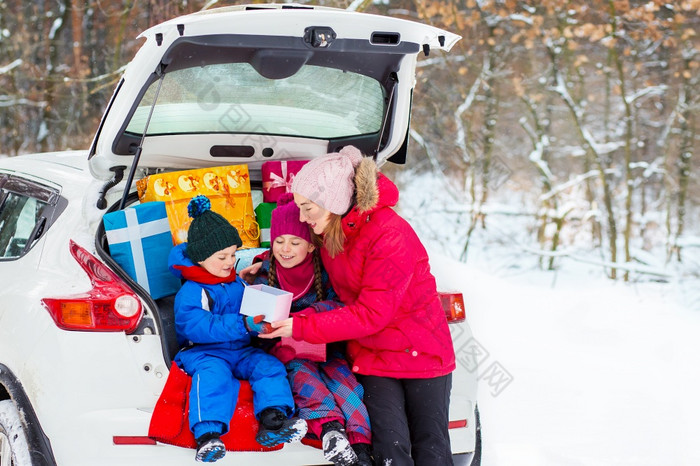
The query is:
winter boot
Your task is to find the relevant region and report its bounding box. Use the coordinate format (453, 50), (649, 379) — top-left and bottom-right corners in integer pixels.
(321, 421), (358, 466)
(352, 442), (374, 466)
(195, 432), (226, 463)
(255, 407), (308, 447)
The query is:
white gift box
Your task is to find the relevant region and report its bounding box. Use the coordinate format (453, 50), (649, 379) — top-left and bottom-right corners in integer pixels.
(240, 284), (292, 322)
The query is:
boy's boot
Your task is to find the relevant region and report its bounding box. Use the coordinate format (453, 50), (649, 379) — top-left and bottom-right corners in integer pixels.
(255, 407), (308, 447)
(195, 432), (226, 463)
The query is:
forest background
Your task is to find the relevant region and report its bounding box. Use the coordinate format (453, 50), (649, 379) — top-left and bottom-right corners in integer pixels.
(0, 0), (698, 282)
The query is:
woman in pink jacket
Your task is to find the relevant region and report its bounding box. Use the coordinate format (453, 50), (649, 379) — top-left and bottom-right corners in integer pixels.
(260, 146), (456, 466)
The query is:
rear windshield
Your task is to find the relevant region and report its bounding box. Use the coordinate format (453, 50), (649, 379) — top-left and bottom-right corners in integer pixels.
(125, 63), (385, 139)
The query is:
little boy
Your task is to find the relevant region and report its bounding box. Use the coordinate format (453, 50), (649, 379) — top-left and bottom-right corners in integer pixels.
(168, 195), (306, 463)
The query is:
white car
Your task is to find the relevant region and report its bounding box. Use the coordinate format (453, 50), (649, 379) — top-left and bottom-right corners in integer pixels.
(0, 4), (480, 465)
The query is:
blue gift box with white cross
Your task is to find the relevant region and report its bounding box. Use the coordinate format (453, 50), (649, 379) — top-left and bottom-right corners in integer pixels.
(103, 202), (181, 299)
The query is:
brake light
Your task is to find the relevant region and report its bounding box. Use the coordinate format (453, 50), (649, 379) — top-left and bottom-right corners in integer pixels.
(439, 292), (466, 323)
(41, 240), (142, 332)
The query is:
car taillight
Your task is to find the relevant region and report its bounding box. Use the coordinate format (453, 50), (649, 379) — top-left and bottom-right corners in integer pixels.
(41, 240), (142, 332)
(439, 291), (466, 323)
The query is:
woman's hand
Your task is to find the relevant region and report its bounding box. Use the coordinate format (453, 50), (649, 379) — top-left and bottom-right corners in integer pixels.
(258, 318), (293, 339)
(238, 261), (262, 284)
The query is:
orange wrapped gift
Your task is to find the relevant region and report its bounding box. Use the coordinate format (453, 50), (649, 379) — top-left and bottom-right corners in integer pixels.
(137, 165), (259, 248)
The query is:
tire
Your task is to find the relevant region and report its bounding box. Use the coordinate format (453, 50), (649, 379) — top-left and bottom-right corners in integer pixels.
(470, 404), (482, 466)
(0, 399), (31, 466)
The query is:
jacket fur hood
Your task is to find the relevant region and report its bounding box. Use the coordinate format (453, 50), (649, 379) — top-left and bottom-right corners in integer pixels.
(353, 157), (398, 213)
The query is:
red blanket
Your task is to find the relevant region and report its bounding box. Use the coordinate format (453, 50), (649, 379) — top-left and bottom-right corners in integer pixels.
(148, 362), (282, 451)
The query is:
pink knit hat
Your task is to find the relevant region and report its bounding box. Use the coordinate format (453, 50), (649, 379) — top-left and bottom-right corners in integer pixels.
(269, 193), (312, 243)
(291, 145), (364, 215)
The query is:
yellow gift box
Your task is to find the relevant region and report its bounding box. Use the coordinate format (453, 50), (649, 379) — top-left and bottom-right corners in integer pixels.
(136, 165), (260, 248)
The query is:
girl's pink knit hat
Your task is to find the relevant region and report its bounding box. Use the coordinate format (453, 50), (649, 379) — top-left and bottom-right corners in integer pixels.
(270, 193), (312, 243)
(291, 145), (364, 215)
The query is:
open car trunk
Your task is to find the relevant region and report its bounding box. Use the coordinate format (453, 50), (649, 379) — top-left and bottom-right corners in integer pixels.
(88, 5), (461, 366)
(88, 5), (460, 185)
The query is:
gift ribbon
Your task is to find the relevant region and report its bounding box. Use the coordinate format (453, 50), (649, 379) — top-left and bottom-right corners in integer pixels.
(244, 193), (260, 241)
(105, 208), (171, 294)
(263, 161), (296, 193)
(228, 193), (260, 242)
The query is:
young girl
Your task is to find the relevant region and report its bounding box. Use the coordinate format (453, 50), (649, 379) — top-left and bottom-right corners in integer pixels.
(246, 193), (372, 466)
(261, 147), (457, 466)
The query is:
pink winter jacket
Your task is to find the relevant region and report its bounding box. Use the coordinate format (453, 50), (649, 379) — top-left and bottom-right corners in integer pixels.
(292, 167), (456, 379)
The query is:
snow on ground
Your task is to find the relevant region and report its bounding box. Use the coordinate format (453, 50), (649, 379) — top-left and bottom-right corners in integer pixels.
(395, 170), (700, 465)
(450, 258), (700, 465)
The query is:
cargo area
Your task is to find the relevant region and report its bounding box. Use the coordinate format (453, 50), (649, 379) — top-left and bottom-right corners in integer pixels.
(95, 170), (272, 365)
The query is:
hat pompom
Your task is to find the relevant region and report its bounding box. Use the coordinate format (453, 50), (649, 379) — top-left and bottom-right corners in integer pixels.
(187, 195), (211, 219)
(277, 192), (295, 207)
(339, 145), (364, 167)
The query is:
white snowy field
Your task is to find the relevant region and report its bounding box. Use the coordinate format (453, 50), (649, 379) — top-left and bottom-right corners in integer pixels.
(434, 254), (700, 465)
(396, 171), (700, 465)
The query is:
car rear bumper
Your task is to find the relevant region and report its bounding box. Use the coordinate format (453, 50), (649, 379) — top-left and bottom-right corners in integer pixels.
(46, 405), (476, 465)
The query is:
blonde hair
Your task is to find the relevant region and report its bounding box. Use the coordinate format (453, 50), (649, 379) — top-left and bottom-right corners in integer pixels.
(311, 213), (345, 258)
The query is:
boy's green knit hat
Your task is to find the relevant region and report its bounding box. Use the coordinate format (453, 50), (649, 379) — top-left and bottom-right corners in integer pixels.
(185, 195), (242, 263)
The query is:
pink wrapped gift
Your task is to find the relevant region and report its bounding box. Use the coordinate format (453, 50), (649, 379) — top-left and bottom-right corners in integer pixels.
(261, 160), (309, 203)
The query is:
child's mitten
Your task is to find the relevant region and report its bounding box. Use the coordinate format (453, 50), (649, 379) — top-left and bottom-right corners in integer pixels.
(244, 315), (272, 336)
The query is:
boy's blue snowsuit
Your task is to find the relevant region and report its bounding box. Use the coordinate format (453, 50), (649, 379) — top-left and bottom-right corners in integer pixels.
(168, 243), (294, 437)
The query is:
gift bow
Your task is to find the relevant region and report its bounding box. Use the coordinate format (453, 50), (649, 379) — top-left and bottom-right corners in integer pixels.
(263, 161), (296, 193)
